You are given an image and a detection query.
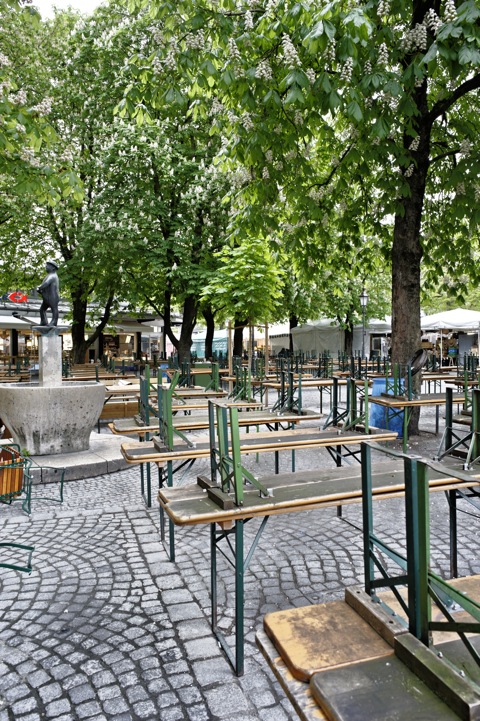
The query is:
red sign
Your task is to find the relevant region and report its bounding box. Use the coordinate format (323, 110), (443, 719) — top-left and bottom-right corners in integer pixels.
(8, 292), (27, 303)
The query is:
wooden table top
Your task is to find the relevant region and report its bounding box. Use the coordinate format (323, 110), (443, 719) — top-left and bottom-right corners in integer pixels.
(158, 460), (479, 526)
(120, 427), (398, 464)
(110, 403), (297, 435)
(262, 378), (368, 390)
(369, 392), (465, 408)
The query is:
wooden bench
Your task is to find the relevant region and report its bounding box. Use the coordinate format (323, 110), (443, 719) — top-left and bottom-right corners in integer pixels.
(257, 580), (480, 720)
(255, 444), (480, 717)
(158, 453), (478, 676)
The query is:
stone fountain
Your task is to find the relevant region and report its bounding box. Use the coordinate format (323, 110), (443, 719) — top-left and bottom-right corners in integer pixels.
(0, 261), (105, 456)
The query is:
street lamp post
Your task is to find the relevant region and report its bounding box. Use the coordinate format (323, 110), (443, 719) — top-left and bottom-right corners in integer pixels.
(360, 287), (369, 359)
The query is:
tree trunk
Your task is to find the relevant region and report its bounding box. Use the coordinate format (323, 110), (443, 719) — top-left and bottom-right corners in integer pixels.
(163, 291), (198, 365)
(70, 290), (114, 365)
(70, 291), (90, 365)
(391, 109), (431, 434)
(344, 323), (354, 357)
(202, 305), (215, 360)
(289, 315), (298, 354)
(233, 317), (247, 358)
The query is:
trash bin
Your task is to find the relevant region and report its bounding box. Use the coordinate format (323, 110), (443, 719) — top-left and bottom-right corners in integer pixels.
(159, 363), (169, 381)
(369, 378), (404, 437)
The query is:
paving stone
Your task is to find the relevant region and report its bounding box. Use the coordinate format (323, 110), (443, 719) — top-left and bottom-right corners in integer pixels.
(101, 696), (130, 715)
(68, 683), (96, 704)
(0, 405), (475, 721)
(204, 685), (250, 716)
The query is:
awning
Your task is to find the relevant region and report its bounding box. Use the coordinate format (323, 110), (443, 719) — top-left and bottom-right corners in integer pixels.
(115, 323), (156, 334)
(0, 315), (36, 330)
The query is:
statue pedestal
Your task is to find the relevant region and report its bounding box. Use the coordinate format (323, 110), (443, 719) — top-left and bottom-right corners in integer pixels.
(34, 326), (65, 386)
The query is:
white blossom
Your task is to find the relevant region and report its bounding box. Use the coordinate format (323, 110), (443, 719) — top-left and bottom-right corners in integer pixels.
(262, 166), (270, 179)
(185, 31), (205, 50)
(244, 10), (254, 29)
(152, 27), (164, 44)
(0, 52), (10, 66)
(60, 147), (75, 163)
(326, 39), (336, 64)
(401, 23), (428, 53)
(282, 34), (301, 69)
(20, 147), (41, 168)
(164, 49), (177, 71)
(32, 97), (53, 115)
(409, 136), (420, 151)
(444, 0), (457, 23)
(424, 8), (442, 34)
(9, 89), (27, 105)
(377, 0), (390, 16)
(364, 60), (372, 74)
(459, 138), (471, 156)
(228, 38), (242, 63)
(152, 56), (163, 74)
(264, 0), (278, 15)
(265, 149), (273, 162)
(404, 164), (414, 177)
(308, 187), (325, 201)
(456, 181), (465, 195)
(209, 97), (225, 116)
(474, 185), (480, 203)
(378, 43), (389, 64)
(256, 59), (273, 81)
(294, 110), (304, 126)
(340, 57), (353, 82)
(306, 68), (316, 84)
(241, 112), (254, 130)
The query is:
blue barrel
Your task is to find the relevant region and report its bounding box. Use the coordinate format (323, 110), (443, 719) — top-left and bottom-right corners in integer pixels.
(159, 363), (169, 381)
(369, 378), (404, 437)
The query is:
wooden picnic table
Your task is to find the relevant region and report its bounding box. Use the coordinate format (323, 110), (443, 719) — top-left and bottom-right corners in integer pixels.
(63, 373), (138, 382)
(111, 408), (322, 435)
(369, 392), (465, 451)
(158, 457), (479, 677)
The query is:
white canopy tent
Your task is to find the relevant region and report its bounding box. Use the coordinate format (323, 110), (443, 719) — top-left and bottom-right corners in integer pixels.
(291, 319), (345, 355)
(421, 308), (480, 362)
(421, 308), (480, 331)
(291, 317), (392, 356)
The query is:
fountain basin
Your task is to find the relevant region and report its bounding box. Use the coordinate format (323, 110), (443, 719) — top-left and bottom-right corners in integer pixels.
(0, 381), (106, 455)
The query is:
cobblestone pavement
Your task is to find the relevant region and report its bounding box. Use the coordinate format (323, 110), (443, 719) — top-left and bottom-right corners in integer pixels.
(1, 388), (480, 720)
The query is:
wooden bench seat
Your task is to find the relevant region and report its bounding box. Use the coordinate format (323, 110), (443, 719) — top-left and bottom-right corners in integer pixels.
(99, 400), (139, 421)
(121, 428), (398, 466)
(258, 578), (480, 721)
(158, 459), (478, 526)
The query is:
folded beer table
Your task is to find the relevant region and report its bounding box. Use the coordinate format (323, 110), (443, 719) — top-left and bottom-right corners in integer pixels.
(157, 414), (479, 677)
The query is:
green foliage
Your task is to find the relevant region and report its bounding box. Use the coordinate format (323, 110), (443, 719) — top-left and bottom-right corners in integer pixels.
(202, 237), (283, 324)
(0, 1), (82, 203)
(0, 1), (232, 360)
(122, 0), (480, 358)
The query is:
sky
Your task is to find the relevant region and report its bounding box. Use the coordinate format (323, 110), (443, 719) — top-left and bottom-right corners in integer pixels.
(33, 0), (104, 20)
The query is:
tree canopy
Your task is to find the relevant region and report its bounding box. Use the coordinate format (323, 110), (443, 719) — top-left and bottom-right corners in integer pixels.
(123, 0), (480, 366)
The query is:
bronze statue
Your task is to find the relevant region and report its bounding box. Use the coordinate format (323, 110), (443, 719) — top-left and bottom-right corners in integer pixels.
(37, 260), (60, 326)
